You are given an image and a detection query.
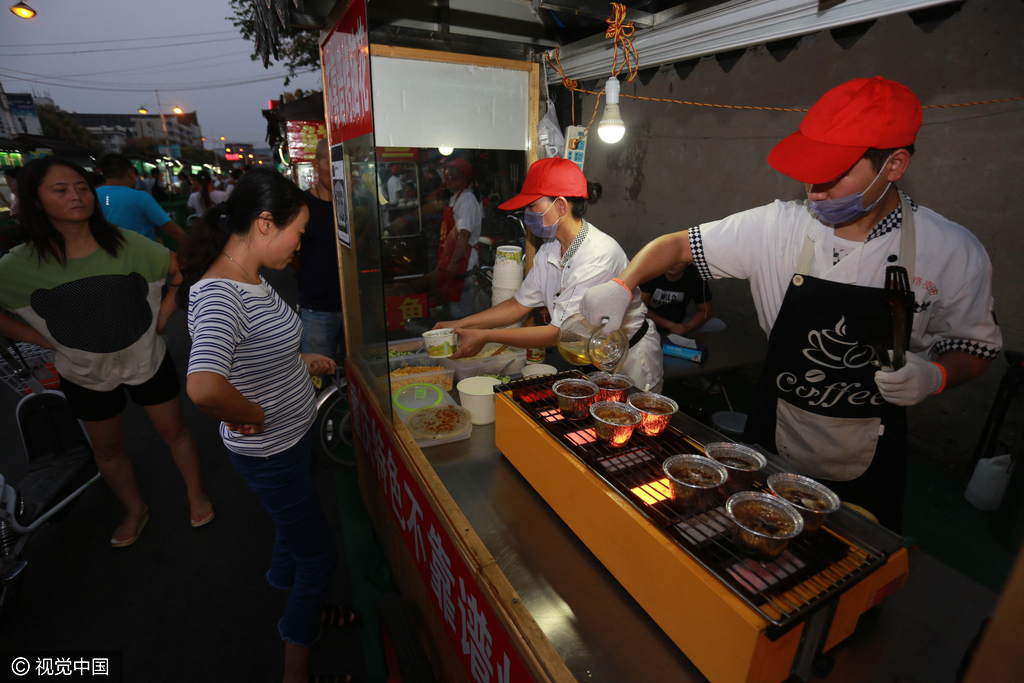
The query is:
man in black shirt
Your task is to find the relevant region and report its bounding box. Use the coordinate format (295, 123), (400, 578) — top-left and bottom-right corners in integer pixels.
(639, 263), (713, 337)
(294, 139), (345, 361)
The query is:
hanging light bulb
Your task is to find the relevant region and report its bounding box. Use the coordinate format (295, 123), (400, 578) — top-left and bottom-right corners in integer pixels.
(597, 77), (625, 144)
(137, 106), (149, 114)
(10, 3), (36, 19)
(438, 146), (454, 156)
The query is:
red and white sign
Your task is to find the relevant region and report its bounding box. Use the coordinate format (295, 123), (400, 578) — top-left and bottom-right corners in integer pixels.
(322, 1), (373, 144)
(347, 365), (534, 683)
(286, 120), (327, 163)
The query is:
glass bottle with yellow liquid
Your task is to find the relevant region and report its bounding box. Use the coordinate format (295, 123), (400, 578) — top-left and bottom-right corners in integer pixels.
(556, 313), (629, 374)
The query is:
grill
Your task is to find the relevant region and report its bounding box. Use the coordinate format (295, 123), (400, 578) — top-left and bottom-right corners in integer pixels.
(498, 371), (893, 640)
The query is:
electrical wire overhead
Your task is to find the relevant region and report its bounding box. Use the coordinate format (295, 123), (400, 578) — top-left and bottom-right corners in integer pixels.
(1, 36), (248, 57)
(2, 30), (238, 47)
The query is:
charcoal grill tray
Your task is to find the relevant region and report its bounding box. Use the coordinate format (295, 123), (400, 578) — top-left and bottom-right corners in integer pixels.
(497, 371), (893, 639)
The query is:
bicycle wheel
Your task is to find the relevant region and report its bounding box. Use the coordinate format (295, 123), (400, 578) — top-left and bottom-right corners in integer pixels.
(315, 383), (356, 469)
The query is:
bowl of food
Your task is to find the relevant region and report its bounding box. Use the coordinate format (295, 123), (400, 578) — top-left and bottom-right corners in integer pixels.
(662, 454), (728, 512)
(590, 401), (642, 447)
(767, 473), (841, 533)
(588, 372), (635, 403)
(551, 378), (599, 419)
(725, 491), (804, 561)
(406, 405), (473, 442)
(627, 392), (679, 437)
(705, 443), (767, 495)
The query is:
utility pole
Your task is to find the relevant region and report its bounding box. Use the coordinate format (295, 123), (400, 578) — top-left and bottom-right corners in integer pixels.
(155, 90), (171, 157)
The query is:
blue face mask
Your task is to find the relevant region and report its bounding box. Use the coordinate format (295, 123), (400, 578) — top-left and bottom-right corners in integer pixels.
(523, 199), (562, 239)
(808, 155), (892, 225)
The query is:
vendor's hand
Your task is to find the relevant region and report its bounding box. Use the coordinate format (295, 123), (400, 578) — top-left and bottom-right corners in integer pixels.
(449, 328), (487, 359)
(874, 352), (943, 406)
(301, 353), (337, 377)
(432, 320), (459, 331)
(580, 280), (632, 333)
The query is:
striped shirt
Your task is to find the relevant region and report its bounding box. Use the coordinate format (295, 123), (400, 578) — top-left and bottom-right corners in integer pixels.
(187, 277), (316, 457)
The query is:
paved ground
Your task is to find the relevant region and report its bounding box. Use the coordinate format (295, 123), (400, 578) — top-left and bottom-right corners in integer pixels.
(0, 267), (367, 682)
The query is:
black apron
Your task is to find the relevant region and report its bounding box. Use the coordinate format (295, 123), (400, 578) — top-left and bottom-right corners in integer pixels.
(743, 195), (916, 532)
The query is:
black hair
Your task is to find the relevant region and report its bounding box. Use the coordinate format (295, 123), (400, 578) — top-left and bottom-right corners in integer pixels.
(150, 168), (161, 178)
(18, 156), (124, 265)
(99, 153), (135, 179)
(557, 180), (603, 219)
(230, 168), (242, 180)
(863, 145), (915, 173)
(196, 169), (213, 211)
(175, 169), (308, 309)
(4, 168), (18, 181)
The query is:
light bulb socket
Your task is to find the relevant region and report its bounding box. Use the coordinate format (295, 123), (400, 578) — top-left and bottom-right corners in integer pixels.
(604, 77), (621, 104)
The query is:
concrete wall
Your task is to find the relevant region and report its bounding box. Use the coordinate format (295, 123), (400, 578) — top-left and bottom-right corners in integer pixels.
(577, 0), (1024, 480)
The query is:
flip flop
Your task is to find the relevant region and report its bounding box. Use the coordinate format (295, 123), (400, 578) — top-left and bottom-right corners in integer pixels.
(111, 513), (149, 548)
(190, 507), (215, 528)
(321, 605), (359, 629)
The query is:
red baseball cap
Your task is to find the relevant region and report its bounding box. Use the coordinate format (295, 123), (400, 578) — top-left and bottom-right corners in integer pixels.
(445, 158), (473, 181)
(768, 76), (922, 184)
(498, 157), (588, 210)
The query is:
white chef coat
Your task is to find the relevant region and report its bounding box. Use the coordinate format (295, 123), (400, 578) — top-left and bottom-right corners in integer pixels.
(450, 190), (482, 272)
(515, 221), (664, 390)
(689, 192), (1002, 361)
(387, 174), (404, 204)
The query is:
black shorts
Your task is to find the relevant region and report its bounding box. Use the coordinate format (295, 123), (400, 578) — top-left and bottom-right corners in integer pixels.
(59, 353), (181, 422)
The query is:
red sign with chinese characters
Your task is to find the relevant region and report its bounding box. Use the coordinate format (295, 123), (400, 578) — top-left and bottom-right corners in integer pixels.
(384, 294), (427, 331)
(286, 120), (327, 163)
(322, 1), (373, 144)
(347, 365), (534, 683)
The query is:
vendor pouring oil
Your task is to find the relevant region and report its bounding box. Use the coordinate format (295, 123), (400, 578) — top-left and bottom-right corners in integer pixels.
(579, 77), (1002, 531)
(433, 157), (664, 391)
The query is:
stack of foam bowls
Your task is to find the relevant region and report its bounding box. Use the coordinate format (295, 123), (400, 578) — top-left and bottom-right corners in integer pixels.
(492, 246), (524, 310)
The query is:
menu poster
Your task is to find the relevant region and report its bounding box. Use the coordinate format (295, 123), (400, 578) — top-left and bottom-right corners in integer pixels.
(331, 144), (350, 248)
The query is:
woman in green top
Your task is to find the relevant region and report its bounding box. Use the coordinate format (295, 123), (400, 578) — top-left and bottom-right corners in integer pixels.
(0, 157), (214, 547)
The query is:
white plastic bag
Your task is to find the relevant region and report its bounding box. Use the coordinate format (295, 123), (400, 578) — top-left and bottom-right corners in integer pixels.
(537, 99), (565, 159)
(965, 454), (1013, 511)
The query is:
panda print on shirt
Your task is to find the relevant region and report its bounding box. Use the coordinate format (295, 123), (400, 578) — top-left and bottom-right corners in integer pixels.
(30, 273), (153, 353)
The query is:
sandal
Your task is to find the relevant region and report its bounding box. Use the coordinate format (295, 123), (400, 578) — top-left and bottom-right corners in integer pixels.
(309, 675), (353, 683)
(111, 513), (149, 548)
(321, 605), (359, 629)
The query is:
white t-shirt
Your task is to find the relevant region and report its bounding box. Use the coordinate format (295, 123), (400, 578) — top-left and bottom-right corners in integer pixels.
(450, 190), (482, 271)
(688, 193), (1002, 361)
(515, 222), (664, 390)
(387, 175), (404, 204)
(187, 190), (229, 216)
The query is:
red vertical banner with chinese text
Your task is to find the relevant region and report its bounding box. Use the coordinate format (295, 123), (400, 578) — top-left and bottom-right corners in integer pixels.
(347, 363), (535, 683)
(322, 1), (373, 144)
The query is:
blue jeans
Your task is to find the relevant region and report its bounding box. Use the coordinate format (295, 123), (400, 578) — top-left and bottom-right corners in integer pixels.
(300, 308), (345, 360)
(227, 428), (336, 647)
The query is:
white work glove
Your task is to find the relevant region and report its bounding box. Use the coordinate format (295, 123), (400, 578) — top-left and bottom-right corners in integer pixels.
(579, 279), (632, 333)
(874, 352), (943, 406)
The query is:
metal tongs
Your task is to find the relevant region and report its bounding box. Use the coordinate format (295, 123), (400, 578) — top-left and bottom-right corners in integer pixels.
(884, 266), (913, 371)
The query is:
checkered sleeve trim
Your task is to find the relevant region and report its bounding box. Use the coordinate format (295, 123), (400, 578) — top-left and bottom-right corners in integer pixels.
(689, 227), (713, 281)
(931, 338), (1000, 360)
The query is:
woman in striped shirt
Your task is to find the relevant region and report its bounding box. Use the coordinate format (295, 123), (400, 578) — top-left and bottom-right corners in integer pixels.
(177, 170), (349, 683)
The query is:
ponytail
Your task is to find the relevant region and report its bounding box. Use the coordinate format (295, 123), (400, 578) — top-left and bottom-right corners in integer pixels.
(197, 169), (213, 211)
(565, 180), (603, 219)
(175, 203), (231, 309)
(174, 168), (308, 310)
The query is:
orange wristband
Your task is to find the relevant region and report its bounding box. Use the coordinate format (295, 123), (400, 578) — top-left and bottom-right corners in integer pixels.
(933, 362), (947, 394)
(611, 278), (632, 299)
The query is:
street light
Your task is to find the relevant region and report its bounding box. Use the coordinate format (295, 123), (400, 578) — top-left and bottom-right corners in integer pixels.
(10, 2), (36, 19)
(172, 107), (183, 115)
(219, 136), (225, 141)
(135, 91), (184, 159)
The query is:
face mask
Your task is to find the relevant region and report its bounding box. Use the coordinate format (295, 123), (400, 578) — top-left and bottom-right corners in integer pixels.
(808, 155), (892, 225)
(523, 199), (562, 239)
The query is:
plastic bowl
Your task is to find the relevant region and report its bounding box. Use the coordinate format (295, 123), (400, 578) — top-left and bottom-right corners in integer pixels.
(705, 443), (767, 495)
(522, 363), (558, 378)
(551, 378), (599, 419)
(767, 473), (841, 533)
(725, 491), (804, 561)
(627, 392), (679, 437)
(662, 454), (728, 512)
(456, 376), (501, 425)
(590, 401), (642, 447)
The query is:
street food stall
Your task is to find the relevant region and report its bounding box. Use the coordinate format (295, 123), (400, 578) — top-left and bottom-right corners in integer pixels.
(288, 1), (1011, 681)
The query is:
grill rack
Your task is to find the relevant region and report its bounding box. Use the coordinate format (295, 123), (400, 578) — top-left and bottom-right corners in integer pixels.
(498, 370), (891, 639)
